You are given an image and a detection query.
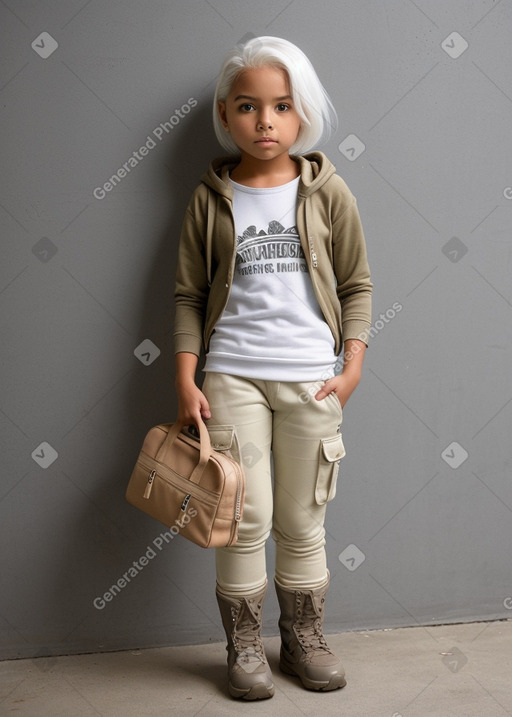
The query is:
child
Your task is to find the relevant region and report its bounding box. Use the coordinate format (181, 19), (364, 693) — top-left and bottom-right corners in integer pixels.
(173, 36), (372, 700)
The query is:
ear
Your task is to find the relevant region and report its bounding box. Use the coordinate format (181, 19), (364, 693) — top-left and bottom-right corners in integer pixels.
(217, 101), (229, 131)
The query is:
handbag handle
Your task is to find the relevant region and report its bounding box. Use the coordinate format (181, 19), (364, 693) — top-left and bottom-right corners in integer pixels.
(156, 419), (212, 484)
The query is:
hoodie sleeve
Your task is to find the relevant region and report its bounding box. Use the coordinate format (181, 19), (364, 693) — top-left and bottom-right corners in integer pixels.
(331, 190), (373, 345)
(173, 188), (209, 356)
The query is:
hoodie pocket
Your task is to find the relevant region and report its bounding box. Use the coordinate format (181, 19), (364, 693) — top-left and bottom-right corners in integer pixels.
(315, 433), (346, 505)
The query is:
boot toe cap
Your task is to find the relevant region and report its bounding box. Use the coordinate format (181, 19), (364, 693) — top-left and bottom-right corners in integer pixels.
(303, 662), (346, 691)
(229, 671), (275, 700)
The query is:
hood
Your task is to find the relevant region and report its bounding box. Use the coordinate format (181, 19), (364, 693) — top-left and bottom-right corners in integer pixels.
(200, 151), (337, 199)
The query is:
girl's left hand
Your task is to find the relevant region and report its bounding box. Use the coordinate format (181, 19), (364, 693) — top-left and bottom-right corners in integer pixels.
(315, 339), (366, 408)
(314, 373), (360, 409)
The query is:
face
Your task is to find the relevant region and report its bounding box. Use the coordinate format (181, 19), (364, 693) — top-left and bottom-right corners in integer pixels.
(218, 65), (302, 163)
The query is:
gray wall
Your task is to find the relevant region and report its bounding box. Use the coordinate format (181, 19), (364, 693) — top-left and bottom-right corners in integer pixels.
(1, 0), (511, 661)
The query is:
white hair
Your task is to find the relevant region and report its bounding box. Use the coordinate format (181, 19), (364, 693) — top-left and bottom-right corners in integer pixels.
(213, 36), (338, 155)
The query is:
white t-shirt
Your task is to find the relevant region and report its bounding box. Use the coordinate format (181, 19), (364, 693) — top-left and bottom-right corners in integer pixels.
(204, 176), (336, 380)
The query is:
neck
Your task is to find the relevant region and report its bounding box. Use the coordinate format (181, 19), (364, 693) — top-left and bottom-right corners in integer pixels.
(230, 153), (299, 188)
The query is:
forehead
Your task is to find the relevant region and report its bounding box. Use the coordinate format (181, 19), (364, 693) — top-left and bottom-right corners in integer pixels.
(228, 65), (291, 98)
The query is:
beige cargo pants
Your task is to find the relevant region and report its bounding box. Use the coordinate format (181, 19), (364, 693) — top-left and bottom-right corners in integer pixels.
(203, 372), (345, 594)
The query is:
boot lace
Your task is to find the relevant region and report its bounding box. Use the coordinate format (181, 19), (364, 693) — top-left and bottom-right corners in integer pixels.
(232, 602), (266, 666)
(295, 594), (333, 655)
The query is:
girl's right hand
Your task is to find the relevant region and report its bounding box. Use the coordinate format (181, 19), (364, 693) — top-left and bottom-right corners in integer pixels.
(176, 379), (211, 427)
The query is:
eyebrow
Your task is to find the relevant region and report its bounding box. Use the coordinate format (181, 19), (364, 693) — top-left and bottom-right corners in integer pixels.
(233, 94), (293, 102)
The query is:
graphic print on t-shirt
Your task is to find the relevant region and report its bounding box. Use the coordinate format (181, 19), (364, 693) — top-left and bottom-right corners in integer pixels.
(234, 221), (308, 277)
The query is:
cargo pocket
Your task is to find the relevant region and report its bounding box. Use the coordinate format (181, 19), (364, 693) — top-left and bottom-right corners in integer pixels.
(206, 424), (241, 465)
(315, 433), (346, 505)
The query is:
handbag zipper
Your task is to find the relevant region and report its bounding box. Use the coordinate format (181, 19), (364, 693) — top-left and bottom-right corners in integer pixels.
(143, 469), (156, 499)
(235, 473), (242, 522)
(139, 453), (243, 544)
(137, 454), (218, 507)
(227, 469), (243, 546)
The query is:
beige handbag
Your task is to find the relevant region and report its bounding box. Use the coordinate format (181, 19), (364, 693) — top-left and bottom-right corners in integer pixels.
(126, 420), (245, 548)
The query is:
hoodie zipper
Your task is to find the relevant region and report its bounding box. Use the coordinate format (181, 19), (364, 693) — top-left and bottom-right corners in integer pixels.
(309, 238), (318, 268)
(204, 195), (237, 350)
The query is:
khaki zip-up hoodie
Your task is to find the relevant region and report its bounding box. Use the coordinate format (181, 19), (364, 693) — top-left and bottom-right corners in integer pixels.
(174, 151), (372, 358)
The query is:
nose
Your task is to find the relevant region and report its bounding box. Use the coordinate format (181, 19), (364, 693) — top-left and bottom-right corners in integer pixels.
(258, 120), (273, 130)
(257, 110), (273, 130)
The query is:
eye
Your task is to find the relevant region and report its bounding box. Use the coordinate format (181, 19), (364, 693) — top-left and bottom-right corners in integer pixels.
(239, 103), (255, 112)
(276, 103), (290, 112)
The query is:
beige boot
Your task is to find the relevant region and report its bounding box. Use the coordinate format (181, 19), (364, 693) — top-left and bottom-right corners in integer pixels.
(216, 581), (275, 700)
(275, 573), (346, 691)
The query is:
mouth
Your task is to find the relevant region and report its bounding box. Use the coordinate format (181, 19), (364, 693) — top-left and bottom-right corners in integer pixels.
(255, 137), (277, 144)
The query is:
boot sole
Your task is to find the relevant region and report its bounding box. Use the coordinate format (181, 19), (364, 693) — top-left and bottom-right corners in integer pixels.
(280, 657), (346, 692)
(228, 681), (275, 700)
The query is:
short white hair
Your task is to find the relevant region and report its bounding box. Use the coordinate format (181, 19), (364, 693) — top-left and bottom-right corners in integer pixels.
(213, 36), (338, 155)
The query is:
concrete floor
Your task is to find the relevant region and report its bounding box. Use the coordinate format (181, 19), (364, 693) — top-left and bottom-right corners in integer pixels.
(1, 620), (511, 717)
